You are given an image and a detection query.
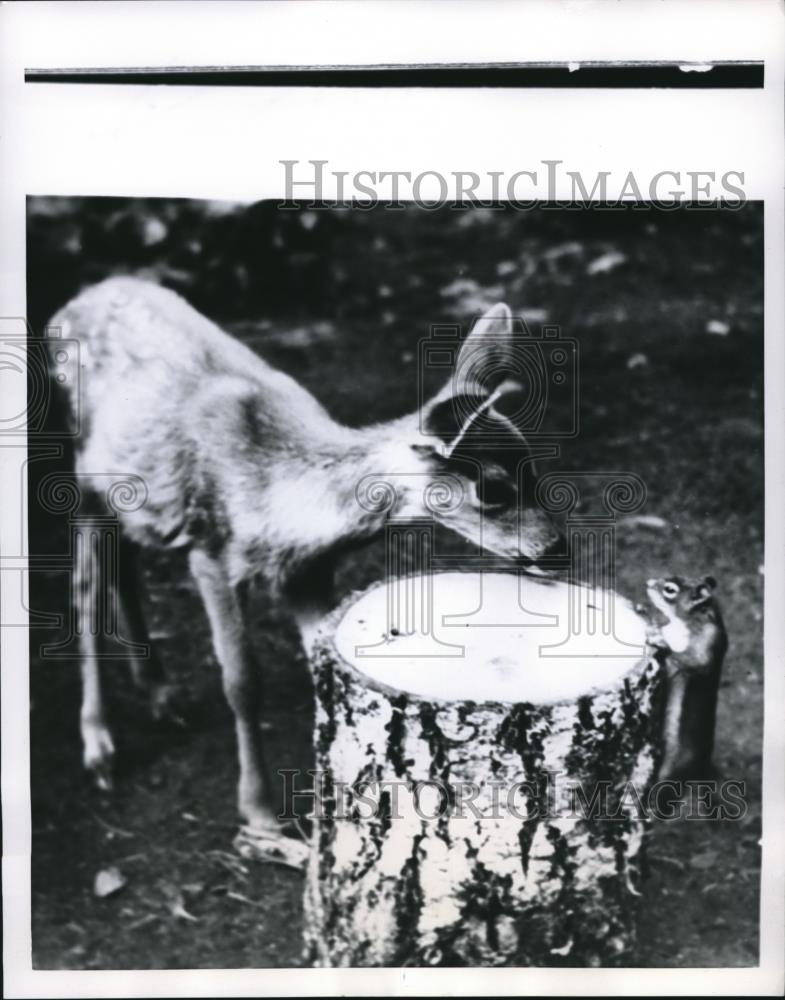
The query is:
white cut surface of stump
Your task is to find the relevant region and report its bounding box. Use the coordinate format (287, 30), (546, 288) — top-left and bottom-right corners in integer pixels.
(336, 572), (646, 703)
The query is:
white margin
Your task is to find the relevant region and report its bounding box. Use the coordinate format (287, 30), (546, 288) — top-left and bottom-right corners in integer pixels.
(1, 1), (783, 996)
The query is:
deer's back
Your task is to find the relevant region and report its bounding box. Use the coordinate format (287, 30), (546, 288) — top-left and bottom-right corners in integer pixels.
(52, 276), (327, 416)
(50, 277), (335, 551)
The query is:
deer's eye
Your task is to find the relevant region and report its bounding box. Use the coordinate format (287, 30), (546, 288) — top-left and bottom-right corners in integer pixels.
(662, 582), (680, 601)
(475, 475), (516, 508)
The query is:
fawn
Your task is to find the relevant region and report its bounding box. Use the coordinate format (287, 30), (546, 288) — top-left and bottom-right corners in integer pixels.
(49, 277), (563, 861)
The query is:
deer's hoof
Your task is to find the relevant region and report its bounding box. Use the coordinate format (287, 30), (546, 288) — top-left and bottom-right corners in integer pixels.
(82, 725), (115, 791)
(233, 825), (310, 870)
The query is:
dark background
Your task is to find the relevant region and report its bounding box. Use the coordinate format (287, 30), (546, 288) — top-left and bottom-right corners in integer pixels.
(27, 198), (763, 968)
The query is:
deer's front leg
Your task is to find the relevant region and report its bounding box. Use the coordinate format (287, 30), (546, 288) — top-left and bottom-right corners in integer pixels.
(188, 549), (275, 832)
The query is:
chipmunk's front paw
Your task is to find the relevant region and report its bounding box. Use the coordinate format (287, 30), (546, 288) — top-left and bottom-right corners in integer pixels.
(646, 626), (670, 652)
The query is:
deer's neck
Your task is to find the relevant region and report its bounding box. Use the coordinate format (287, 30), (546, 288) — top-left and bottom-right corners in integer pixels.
(228, 412), (425, 587)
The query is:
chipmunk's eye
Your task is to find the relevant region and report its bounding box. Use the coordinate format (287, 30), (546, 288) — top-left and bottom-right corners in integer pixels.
(662, 582), (680, 600)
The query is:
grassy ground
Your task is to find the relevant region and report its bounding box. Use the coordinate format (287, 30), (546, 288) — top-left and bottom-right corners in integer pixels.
(27, 200), (763, 967)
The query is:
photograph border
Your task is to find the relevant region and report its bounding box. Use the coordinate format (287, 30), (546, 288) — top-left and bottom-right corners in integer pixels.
(2, 2), (783, 996)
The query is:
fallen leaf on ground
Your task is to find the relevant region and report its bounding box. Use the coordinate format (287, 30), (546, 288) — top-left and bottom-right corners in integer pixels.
(690, 850), (720, 870)
(587, 250), (627, 275)
(160, 881), (199, 922)
(93, 867), (127, 899)
(618, 514), (668, 530)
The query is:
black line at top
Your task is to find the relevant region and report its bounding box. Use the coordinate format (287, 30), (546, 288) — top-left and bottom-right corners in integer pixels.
(24, 62), (764, 89)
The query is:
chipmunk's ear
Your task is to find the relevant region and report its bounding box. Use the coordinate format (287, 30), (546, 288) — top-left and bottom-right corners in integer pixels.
(703, 575), (717, 590)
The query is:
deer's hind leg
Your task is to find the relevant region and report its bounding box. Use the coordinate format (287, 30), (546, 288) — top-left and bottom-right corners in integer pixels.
(115, 534), (183, 724)
(74, 514), (115, 789)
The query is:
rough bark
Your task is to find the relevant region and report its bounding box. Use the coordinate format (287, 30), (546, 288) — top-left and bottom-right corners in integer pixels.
(303, 573), (666, 968)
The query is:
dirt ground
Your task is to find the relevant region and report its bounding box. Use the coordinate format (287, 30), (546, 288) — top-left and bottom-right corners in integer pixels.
(26, 200), (763, 968)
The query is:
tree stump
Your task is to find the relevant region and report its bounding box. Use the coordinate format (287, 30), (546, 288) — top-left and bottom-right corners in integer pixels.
(304, 571), (665, 968)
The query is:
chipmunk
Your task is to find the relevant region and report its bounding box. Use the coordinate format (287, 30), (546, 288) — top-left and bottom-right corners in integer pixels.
(644, 575), (728, 782)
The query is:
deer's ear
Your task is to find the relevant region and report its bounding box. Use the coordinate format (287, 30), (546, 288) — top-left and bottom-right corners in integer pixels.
(453, 303), (516, 396)
(469, 302), (513, 338)
(422, 393), (489, 445)
(703, 575), (717, 590)
(423, 304), (530, 454)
